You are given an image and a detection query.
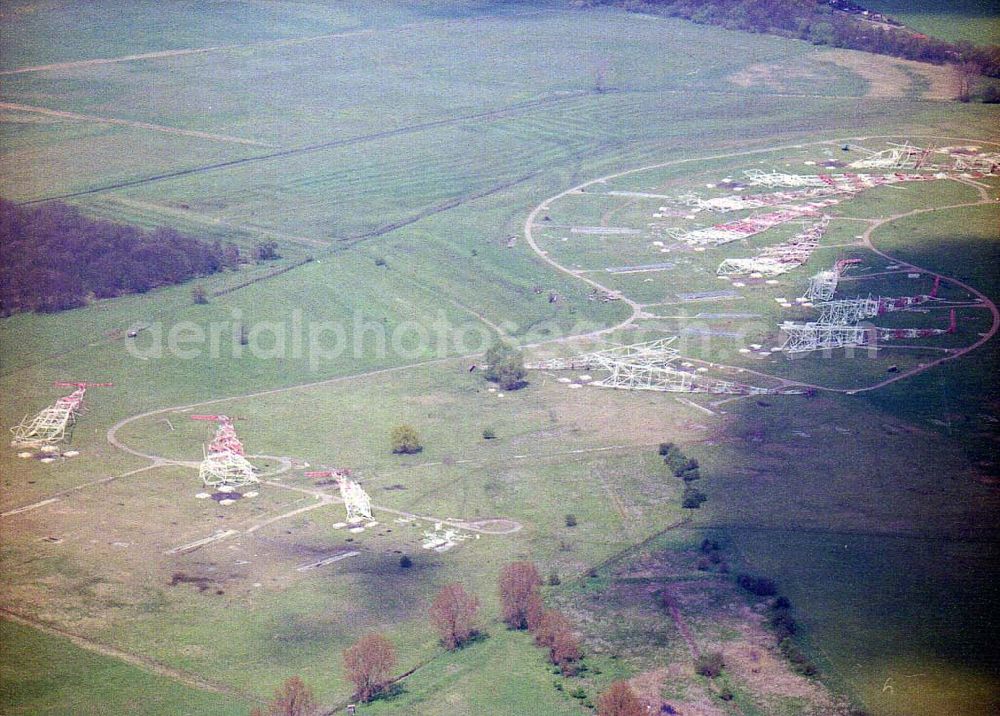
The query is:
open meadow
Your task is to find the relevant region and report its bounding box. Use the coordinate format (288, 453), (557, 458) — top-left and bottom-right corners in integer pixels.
(1, 2), (998, 715)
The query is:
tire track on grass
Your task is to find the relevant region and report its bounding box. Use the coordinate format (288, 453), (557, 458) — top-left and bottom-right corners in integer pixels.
(0, 102), (273, 147)
(17, 95), (588, 206)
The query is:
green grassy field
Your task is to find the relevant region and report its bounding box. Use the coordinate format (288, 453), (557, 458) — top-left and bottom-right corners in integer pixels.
(1, 2), (998, 715)
(0, 619), (252, 716)
(860, 0), (1000, 44)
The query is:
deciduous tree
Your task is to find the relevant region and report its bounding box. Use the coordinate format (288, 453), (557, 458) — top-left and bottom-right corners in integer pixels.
(596, 680), (644, 716)
(498, 561), (542, 630)
(251, 676), (319, 716)
(343, 633), (396, 703)
(429, 583), (480, 650)
(534, 609), (582, 674)
(484, 340), (527, 390)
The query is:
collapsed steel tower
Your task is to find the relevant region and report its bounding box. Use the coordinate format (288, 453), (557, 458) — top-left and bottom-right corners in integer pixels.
(10, 382), (112, 449)
(803, 258), (862, 302)
(192, 415), (258, 488)
(664, 202), (837, 247)
(780, 311), (956, 353)
(848, 142), (934, 170)
(306, 469), (373, 523)
(528, 338), (771, 395)
(817, 281), (939, 324)
(717, 217), (829, 277)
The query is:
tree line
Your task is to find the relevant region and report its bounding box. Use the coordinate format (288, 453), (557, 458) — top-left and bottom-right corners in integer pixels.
(0, 199), (262, 315)
(251, 561), (646, 716)
(585, 0), (1000, 79)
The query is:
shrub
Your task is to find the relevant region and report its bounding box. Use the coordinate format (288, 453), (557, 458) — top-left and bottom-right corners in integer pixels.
(389, 424), (422, 454)
(779, 639), (818, 676)
(564, 513), (578, 527)
(682, 486), (707, 509)
(736, 574), (777, 597)
(374, 256), (387, 267)
(547, 572), (561, 586)
(700, 539), (720, 553)
(596, 681), (644, 716)
(665, 451), (688, 474)
(484, 340), (527, 390)
(769, 611), (798, 640)
(658, 442), (675, 456)
(695, 651), (724, 678)
(482, 427), (496, 440)
(399, 555), (412, 569)
(252, 675), (319, 716)
(253, 240), (281, 261)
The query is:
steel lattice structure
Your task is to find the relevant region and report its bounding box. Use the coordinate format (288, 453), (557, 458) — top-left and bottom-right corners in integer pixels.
(305, 469), (373, 523)
(816, 294), (883, 324)
(780, 309), (955, 353)
(743, 169), (938, 193)
(717, 217), (829, 277)
(780, 320), (954, 353)
(528, 338), (771, 395)
(10, 382), (111, 448)
(192, 415), (258, 488)
(340, 478), (373, 523)
(803, 258), (861, 302)
(664, 201), (838, 247)
(848, 142), (934, 170)
(817, 285), (938, 324)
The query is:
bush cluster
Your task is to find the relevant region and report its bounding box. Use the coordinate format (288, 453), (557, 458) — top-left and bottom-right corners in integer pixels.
(660, 442), (707, 509)
(736, 573), (778, 597)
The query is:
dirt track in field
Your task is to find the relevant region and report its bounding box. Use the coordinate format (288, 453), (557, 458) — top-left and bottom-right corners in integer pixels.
(0, 101), (273, 147)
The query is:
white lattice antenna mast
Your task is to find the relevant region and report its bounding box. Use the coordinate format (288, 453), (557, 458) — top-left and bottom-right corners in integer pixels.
(341, 478), (373, 523)
(10, 382), (112, 449)
(192, 415), (258, 488)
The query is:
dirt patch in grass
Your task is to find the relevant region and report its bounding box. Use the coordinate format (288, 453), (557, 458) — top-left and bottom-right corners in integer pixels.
(816, 49), (955, 99)
(722, 636), (837, 712)
(630, 664), (725, 716)
(728, 60), (831, 93)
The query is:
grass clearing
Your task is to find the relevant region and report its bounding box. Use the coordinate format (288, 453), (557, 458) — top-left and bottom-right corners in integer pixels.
(1, 2), (998, 714)
(0, 619), (252, 716)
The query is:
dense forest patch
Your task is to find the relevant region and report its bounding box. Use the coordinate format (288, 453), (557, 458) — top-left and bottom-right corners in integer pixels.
(0, 199), (230, 314)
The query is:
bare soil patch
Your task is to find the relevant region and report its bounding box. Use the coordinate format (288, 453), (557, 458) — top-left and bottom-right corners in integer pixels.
(816, 49), (956, 100)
